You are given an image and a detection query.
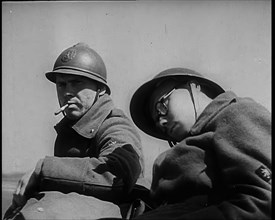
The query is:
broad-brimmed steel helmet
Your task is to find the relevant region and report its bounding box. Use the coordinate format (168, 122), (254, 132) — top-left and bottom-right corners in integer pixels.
(45, 43), (110, 94)
(130, 67), (225, 140)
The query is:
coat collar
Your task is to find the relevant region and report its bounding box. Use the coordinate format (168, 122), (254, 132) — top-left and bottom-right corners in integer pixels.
(55, 94), (114, 139)
(190, 91), (237, 135)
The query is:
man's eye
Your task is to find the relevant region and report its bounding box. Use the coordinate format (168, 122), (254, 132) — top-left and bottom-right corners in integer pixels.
(72, 80), (83, 85)
(57, 82), (66, 88)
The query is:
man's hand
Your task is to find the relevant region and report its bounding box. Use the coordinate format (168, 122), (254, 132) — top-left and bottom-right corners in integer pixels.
(150, 145), (211, 205)
(4, 159), (43, 219)
(4, 168), (40, 220)
(150, 148), (185, 205)
(12, 168), (39, 207)
(12, 159), (43, 208)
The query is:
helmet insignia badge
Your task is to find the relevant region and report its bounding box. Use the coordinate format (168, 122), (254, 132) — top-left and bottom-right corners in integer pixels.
(61, 49), (76, 63)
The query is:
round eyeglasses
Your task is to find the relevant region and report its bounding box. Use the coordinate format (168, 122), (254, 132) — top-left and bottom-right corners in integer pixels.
(155, 88), (176, 118)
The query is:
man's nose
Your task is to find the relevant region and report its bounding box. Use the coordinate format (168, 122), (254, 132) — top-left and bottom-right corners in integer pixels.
(64, 84), (75, 98)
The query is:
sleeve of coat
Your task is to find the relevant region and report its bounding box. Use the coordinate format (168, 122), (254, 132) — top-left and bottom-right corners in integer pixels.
(37, 110), (144, 203)
(187, 97), (271, 219)
(94, 108), (145, 192)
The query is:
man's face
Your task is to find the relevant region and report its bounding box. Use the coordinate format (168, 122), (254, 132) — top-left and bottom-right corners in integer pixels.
(150, 81), (196, 142)
(55, 74), (98, 120)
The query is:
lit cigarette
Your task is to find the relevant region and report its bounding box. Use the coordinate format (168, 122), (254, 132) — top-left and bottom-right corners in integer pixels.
(54, 104), (69, 115)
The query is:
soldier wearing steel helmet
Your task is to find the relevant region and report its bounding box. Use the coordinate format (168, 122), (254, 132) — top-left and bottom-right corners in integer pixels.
(129, 68), (271, 220)
(4, 43), (149, 220)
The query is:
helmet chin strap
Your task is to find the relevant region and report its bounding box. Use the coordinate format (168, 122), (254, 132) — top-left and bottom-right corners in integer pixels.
(93, 85), (107, 105)
(188, 81), (199, 121)
(92, 88), (101, 106)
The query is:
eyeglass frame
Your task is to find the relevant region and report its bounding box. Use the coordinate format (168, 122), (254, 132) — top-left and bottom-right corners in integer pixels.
(155, 87), (176, 118)
(154, 81), (198, 121)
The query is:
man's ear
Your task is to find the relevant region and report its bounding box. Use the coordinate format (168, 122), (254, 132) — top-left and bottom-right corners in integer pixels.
(98, 86), (107, 96)
(189, 81), (201, 91)
(189, 81), (201, 99)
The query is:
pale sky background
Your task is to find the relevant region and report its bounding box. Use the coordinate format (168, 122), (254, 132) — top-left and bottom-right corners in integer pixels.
(2, 1), (271, 182)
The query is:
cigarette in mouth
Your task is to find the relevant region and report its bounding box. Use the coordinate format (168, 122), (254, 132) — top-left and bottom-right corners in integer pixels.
(54, 104), (69, 116)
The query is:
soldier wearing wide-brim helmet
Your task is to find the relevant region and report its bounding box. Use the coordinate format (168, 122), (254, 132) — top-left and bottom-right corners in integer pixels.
(130, 67), (225, 141)
(129, 67), (271, 220)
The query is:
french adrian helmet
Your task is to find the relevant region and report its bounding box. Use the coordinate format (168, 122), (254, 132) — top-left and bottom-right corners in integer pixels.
(45, 43), (110, 94)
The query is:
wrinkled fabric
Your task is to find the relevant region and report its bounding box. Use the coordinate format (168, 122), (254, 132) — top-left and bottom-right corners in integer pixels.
(38, 94), (148, 202)
(12, 192), (122, 220)
(7, 94), (149, 220)
(135, 91), (271, 220)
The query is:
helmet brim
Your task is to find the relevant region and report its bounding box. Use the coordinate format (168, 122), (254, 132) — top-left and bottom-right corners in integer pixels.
(45, 68), (111, 95)
(130, 74), (225, 141)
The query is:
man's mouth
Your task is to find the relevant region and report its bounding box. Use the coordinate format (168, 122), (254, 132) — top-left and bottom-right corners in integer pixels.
(168, 123), (176, 135)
